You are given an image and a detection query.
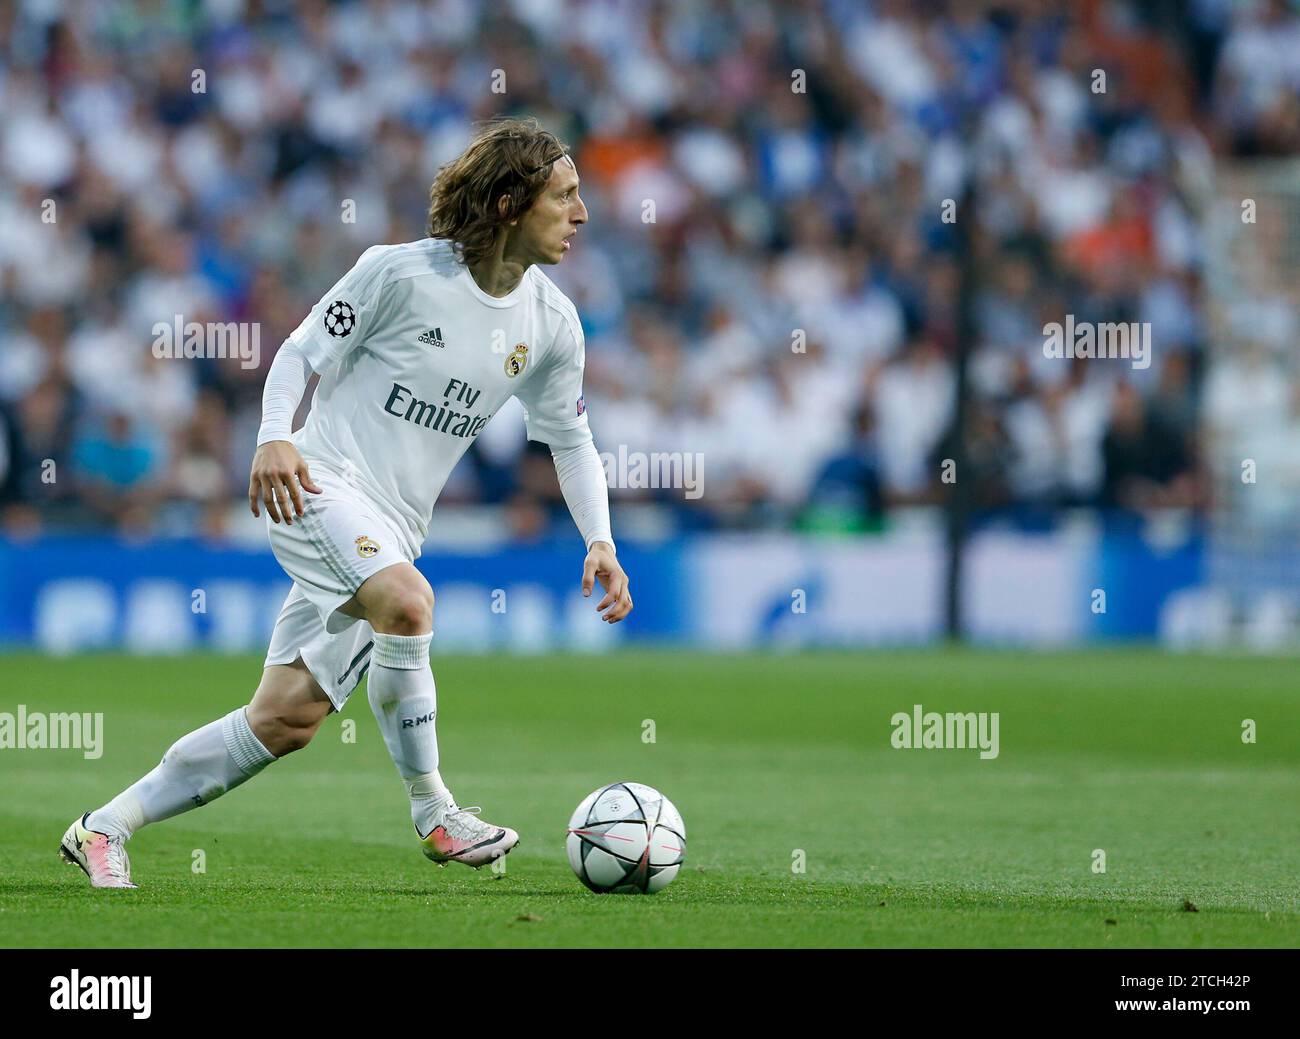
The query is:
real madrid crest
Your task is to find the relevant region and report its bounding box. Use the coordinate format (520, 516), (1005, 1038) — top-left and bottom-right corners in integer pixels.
(355, 535), (379, 558)
(505, 342), (529, 378)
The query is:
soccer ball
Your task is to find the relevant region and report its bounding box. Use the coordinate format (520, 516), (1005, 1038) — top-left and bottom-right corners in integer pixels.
(566, 781), (686, 894)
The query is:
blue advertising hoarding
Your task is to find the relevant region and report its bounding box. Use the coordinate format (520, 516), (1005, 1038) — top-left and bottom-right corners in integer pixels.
(0, 528), (1207, 653)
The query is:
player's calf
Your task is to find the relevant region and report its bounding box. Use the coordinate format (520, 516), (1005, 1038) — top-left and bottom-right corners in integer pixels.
(246, 659), (334, 755)
(352, 565), (520, 871)
(64, 663), (329, 889)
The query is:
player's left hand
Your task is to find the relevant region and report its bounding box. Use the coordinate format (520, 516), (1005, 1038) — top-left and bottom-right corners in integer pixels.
(582, 542), (632, 623)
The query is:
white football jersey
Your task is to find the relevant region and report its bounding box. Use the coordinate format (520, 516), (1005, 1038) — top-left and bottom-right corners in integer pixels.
(286, 238), (591, 556)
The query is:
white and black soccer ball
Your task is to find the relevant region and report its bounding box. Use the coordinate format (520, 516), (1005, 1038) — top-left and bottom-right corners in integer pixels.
(323, 299), (356, 338)
(566, 781), (685, 894)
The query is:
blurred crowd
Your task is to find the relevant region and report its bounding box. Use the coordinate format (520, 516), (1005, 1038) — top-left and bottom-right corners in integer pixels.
(1, 0), (1298, 540)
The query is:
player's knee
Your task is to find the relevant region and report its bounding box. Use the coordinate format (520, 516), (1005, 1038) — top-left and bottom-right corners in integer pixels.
(380, 585), (434, 635)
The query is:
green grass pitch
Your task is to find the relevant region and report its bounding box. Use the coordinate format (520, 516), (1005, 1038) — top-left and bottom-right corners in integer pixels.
(2, 649), (1297, 947)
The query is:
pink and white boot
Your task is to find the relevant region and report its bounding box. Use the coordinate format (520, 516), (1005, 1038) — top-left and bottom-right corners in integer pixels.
(59, 813), (138, 889)
(419, 800), (518, 870)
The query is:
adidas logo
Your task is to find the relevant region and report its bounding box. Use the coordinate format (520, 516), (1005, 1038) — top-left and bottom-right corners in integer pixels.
(418, 327), (445, 348)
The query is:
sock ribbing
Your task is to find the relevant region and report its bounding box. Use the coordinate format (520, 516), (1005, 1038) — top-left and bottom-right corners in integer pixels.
(221, 707), (276, 775)
(372, 632), (432, 669)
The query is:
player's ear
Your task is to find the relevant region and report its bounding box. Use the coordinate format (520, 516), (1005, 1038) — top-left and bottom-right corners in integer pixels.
(496, 193), (518, 225)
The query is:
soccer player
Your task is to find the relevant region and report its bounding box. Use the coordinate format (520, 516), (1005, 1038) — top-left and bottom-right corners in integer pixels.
(60, 118), (632, 888)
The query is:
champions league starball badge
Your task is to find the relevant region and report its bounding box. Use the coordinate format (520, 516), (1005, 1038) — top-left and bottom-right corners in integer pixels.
(324, 299), (357, 338)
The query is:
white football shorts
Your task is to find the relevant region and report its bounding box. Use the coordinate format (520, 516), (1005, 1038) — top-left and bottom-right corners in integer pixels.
(263, 477), (410, 710)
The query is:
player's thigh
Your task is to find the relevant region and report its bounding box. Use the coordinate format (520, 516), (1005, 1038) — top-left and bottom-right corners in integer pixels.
(247, 657), (333, 752)
(339, 562), (434, 633)
(265, 480), (409, 631)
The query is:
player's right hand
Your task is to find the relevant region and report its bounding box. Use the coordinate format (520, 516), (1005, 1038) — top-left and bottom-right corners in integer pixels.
(249, 440), (322, 524)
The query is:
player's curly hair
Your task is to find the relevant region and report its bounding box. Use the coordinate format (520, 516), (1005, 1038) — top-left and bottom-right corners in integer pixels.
(426, 117), (570, 268)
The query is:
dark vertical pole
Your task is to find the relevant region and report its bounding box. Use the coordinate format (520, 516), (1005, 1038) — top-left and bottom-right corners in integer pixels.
(945, 179), (978, 640)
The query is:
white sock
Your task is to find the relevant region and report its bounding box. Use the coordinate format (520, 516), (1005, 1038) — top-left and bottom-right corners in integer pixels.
(86, 707), (276, 839)
(367, 632), (449, 837)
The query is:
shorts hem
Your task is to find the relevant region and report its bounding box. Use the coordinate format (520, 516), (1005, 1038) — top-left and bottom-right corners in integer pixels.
(318, 554), (408, 633)
(262, 648), (353, 713)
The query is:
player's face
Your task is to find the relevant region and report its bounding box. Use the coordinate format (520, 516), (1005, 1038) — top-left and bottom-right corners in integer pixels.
(517, 156), (587, 265)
